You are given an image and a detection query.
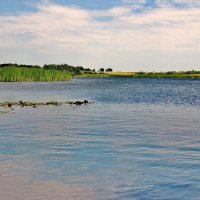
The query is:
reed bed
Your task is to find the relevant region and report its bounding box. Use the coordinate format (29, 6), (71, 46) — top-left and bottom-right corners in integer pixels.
(0, 67), (72, 82)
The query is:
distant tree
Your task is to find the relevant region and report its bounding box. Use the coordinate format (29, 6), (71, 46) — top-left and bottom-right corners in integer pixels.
(137, 71), (145, 75)
(99, 68), (104, 73)
(0, 63), (118, 75)
(76, 66), (84, 71)
(43, 64), (82, 75)
(106, 68), (113, 72)
(185, 70), (200, 74)
(166, 71), (176, 75)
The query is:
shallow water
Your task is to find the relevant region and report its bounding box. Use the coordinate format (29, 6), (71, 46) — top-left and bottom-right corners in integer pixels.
(0, 78), (200, 199)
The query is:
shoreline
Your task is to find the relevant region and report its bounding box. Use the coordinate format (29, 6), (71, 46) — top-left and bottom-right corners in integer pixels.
(77, 72), (200, 79)
(0, 65), (200, 82)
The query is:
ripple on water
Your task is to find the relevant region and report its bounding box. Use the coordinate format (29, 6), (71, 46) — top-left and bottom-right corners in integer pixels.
(0, 78), (200, 199)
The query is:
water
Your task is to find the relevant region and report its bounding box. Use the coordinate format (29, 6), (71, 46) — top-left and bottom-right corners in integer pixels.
(0, 78), (200, 199)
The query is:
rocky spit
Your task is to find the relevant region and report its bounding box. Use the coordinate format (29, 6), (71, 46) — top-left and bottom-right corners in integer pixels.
(0, 100), (92, 109)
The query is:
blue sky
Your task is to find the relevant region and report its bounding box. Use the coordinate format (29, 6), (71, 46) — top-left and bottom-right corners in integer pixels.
(0, 0), (194, 13)
(0, 0), (200, 71)
(1, 0), (128, 13)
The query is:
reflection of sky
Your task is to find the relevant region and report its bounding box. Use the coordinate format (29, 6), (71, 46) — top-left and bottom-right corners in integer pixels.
(0, 173), (95, 200)
(0, 78), (200, 199)
(0, 101), (200, 199)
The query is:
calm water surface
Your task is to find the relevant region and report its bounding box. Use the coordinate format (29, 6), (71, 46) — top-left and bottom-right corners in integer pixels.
(0, 78), (200, 199)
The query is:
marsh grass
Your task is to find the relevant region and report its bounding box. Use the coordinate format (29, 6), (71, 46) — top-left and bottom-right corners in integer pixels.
(80, 72), (200, 79)
(0, 67), (72, 82)
(78, 73), (110, 77)
(133, 73), (200, 79)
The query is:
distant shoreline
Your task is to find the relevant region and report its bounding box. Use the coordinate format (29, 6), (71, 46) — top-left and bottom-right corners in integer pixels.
(0, 64), (199, 82)
(78, 72), (200, 79)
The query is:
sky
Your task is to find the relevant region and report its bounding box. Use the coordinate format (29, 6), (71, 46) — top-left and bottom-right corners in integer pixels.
(0, 0), (200, 71)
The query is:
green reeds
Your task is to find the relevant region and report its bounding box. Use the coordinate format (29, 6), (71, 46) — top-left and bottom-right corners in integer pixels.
(0, 67), (72, 82)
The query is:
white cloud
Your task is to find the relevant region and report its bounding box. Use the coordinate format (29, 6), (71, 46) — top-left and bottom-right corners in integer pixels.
(0, 2), (200, 71)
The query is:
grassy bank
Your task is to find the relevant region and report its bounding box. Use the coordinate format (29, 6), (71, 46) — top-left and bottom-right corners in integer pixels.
(133, 73), (200, 79)
(79, 71), (200, 79)
(0, 64), (199, 81)
(0, 67), (72, 82)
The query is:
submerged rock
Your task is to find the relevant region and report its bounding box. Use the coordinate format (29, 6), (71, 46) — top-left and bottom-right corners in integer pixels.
(0, 110), (11, 114)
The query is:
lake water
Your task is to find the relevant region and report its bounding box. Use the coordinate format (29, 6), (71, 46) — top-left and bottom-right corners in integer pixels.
(0, 77), (200, 200)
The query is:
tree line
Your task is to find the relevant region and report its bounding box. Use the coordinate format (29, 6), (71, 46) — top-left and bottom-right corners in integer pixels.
(0, 63), (41, 69)
(0, 63), (95, 75)
(0, 63), (114, 75)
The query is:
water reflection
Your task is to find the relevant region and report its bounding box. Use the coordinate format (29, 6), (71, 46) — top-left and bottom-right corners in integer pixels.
(0, 78), (200, 199)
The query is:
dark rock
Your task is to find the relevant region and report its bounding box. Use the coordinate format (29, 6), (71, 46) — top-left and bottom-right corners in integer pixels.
(8, 103), (12, 108)
(1, 99), (92, 108)
(46, 101), (59, 106)
(75, 101), (82, 105)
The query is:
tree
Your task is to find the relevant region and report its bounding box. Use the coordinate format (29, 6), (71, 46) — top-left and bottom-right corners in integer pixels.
(106, 68), (113, 72)
(99, 68), (104, 72)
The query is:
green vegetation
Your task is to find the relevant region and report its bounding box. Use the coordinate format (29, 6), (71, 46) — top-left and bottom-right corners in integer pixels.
(78, 72), (110, 77)
(132, 71), (200, 79)
(0, 63), (97, 82)
(81, 71), (200, 79)
(43, 64), (84, 75)
(0, 66), (72, 82)
(0, 63), (199, 81)
(133, 71), (200, 79)
(0, 63), (41, 69)
(0, 63), (94, 76)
